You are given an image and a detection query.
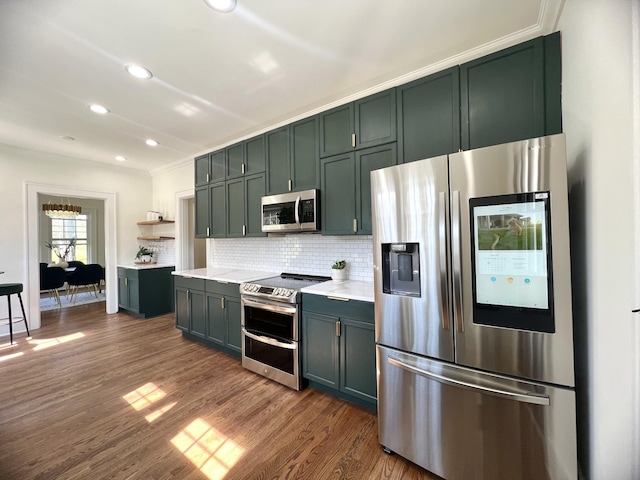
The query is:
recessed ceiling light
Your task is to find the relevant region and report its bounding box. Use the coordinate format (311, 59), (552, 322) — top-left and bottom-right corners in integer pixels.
(115, 155), (126, 162)
(124, 63), (153, 80)
(146, 139), (159, 147)
(89, 104), (110, 115)
(203, 0), (236, 12)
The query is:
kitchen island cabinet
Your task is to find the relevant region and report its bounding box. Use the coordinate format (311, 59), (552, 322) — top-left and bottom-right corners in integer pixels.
(302, 292), (376, 409)
(118, 264), (175, 318)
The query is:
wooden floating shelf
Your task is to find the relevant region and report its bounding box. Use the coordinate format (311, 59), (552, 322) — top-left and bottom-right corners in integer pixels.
(136, 236), (175, 241)
(137, 220), (175, 225)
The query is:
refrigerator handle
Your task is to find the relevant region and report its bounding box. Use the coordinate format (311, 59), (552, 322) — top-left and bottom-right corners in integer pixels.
(451, 190), (464, 332)
(387, 357), (550, 406)
(438, 191), (450, 331)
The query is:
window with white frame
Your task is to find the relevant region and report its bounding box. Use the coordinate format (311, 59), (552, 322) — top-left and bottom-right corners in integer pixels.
(50, 215), (88, 263)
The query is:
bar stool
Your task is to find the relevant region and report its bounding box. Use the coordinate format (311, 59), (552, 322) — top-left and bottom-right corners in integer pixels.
(0, 283), (30, 345)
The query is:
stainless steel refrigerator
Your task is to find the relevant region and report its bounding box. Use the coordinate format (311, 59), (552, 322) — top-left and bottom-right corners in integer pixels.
(371, 134), (577, 480)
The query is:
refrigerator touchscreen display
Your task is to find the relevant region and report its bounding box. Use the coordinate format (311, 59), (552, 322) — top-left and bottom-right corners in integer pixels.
(469, 192), (555, 333)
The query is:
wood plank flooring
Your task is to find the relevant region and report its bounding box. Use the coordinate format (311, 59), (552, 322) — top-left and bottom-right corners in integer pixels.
(0, 303), (439, 480)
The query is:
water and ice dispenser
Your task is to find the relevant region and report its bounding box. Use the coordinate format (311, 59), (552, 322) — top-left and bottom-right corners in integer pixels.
(382, 243), (421, 297)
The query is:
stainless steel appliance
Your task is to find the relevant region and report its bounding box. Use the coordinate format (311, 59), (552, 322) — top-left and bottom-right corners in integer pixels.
(240, 273), (329, 390)
(371, 134), (577, 480)
(261, 189), (319, 233)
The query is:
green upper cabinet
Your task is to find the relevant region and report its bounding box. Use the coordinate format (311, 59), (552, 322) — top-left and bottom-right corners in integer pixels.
(461, 36), (547, 151)
(320, 89), (396, 158)
(210, 150), (226, 183)
(321, 143), (396, 235)
(226, 173), (266, 238)
(225, 142), (244, 179)
(245, 134), (266, 176)
(267, 117), (319, 195)
(194, 154), (210, 187)
(209, 182), (226, 238)
(397, 66), (461, 163)
(194, 186), (209, 238)
(266, 126), (290, 194)
(290, 116), (319, 193)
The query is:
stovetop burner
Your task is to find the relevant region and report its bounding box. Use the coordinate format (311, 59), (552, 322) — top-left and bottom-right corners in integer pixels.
(240, 272), (331, 303)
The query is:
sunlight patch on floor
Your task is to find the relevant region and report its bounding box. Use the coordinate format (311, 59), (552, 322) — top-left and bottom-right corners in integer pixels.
(123, 382), (167, 411)
(145, 401), (177, 423)
(171, 418), (245, 480)
(0, 351), (24, 361)
(28, 332), (86, 351)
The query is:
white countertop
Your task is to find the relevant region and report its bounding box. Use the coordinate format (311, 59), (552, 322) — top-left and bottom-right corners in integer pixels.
(172, 268), (277, 284)
(118, 263), (175, 270)
(301, 280), (374, 303)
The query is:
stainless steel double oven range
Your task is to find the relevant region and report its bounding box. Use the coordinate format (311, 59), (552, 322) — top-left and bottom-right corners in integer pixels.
(240, 273), (330, 390)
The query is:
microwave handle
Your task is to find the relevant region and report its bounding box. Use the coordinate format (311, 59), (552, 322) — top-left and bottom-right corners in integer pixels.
(294, 195), (301, 225)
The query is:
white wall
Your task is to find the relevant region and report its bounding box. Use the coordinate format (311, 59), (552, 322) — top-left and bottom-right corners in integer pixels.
(0, 144), (153, 334)
(558, 1), (640, 478)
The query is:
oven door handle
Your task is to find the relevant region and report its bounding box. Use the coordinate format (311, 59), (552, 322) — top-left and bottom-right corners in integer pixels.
(242, 328), (297, 350)
(241, 297), (297, 315)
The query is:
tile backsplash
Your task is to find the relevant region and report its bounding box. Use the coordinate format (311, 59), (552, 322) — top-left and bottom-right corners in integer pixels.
(208, 234), (374, 282)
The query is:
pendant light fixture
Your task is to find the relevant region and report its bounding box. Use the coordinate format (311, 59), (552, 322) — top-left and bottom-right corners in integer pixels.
(42, 200), (82, 219)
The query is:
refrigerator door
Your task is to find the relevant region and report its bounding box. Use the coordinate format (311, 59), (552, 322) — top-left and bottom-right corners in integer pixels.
(372, 155), (453, 361)
(377, 345), (578, 480)
(449, 134), (575, 386)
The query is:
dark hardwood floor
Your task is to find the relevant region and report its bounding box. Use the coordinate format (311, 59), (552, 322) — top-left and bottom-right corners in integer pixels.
(0, 303), (438, 479)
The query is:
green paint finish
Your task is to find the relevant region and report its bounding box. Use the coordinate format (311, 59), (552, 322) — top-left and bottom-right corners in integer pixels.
(340, 318), (377, 402)
(319, 104), (353, 158)
(119, 267), (175, 318)
(320, 153), (355, 235)
(245, 173), (266, 237)
(226, 178), (244, 237)
(291, 116), (319, 191)
(245, 135), (266, 175)
(303, 311), (340, 388)
(225, 298), (242, 353)
(194, 154), (209, 187)
(194, 186), (209, 238)
(356, 144), (397, 234)
(266, 127), (290, 194)
(210, 151), (226, 183)
(355, 89), (396, 149)
(397, 66), (460, 163)
(206, 293), (225, 345)
(209, 183), (226, 238)
(225, 142), (244, 179)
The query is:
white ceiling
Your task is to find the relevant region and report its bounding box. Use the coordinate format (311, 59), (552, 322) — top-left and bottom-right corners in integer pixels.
(0, 0), (563, 173)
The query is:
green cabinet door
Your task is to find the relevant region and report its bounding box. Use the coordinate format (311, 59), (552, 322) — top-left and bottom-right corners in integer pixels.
(209, 182), (226, 237)
(245, 173), (266, 237)
(355, 89), (396, 149)
(266, 127), (290, 194)
(206, 293), (225, 345)
(356, 144), (397, 235)
(226, 178), (245, 237)
(190, 290), (206, 338)
(319, 104), (354, 158)
(225, 297), (242, 353)
(340, 318), (377, 403)
(175, 288), (190, 332)
(210, 151), (226, 183)
(195, 186), (209, 238)
(127, 275), (140, 312)
(195, 154), (210, 187)
(303, 311), (339, 389)
(461, 37), (545, 150)
(397, 66), (461, 163)
(321, 153), (356, 235)
(117, 271), (129, 309)
(226, 142), (244, 179)
(290, 116), (319, 191)
(245, 135), (266, 175)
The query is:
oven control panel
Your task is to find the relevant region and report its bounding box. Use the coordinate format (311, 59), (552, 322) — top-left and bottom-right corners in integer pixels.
(240, 282), (297, 302)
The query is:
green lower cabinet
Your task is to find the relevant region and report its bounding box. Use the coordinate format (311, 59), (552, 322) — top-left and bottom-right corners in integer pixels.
(118, 267), (174, 318)
(302, 294), (376, 407)
(176, 277), (242, 357)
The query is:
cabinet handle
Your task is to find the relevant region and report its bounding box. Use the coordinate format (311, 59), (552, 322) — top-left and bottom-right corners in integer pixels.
(336, 321), (341, 337)
(206, 173), (210, 183)
(327, 296), (349, 302)
(241, 163), (245, 174)
(351, 133), (356, 148)
(221, 297), (225, 309)
(187, 290), (190, 301)
(124, 278), (128, 286)
(206, 226), (210, 237)
(288, 179), (292, 192)
(353, 218), (357, 233)
(243, 225), (246, 236)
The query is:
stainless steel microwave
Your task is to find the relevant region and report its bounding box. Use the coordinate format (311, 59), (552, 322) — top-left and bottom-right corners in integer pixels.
(261, 189), (319, 233)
